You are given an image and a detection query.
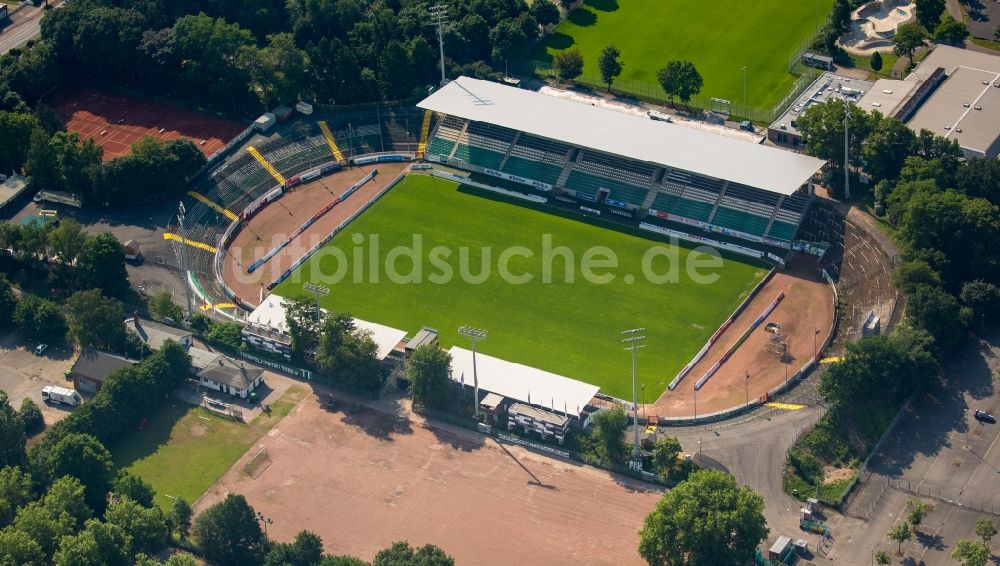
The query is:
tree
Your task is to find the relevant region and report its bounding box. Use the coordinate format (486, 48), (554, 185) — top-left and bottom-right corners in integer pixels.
(206, 321), (244, 350)
(47, 218), (86, 276)
(489, 20), (527, 66)
(0, 466), (34, 527)
(104, 497), (170, 557)
(905, 499), (930, 532)
(26, 127), (58, 191)
(894, 260), (941, 294)
(407, 345), (453, 410)
(0, 111), (41, 172)
(247, 33), (308, 107)
(597, 45), (623, 92)
(315, 312), (386, 390)
(76, 233), (129, 297)
(319, 556), (369, 566)
(0, 276), (15, 328)
(193, 494), (267, 566)
(650, 435), (682, 478)
(893, 24), (926, 64)
(41, 433), (114, 514)
(961, 280), (1000, 326)
(934, 15), (969, 44)
(285, 295), (322, 360)
(373, 541), (454, 566)
(111, 470), (155, 508)
(888, 521), (911, 555)
(0, 527), (45, 566)
(66, 290), (126, 350)
(12, 500), (76, 559)
(264, 530), (324, 566)
(656, 60), (703, 107)
(796, 98), (874, 172)
(14, 295), (68, 344)
(531, 1), (560, 27)
(975, 517), (996, 544)
(951, 538), (990, 566)
(147, 290), (183, 322)
(553, 48), (584, 82)
(136, 554), (198, 566)
(19, 398), (44, 436)
(863, 115), (916, 182)
(638, 469), (768, 565)
(44, 476), (92, 528)
(870, 51), (883, 73)
(907, 285), (964, 354)
(874, 549), (891, 565)
(169, 497), (193, 539)
(590, 405), (628, 464)
(0, 392), (27, 470)
(558, 0), (575, 9)
(914, 0), (946, 30)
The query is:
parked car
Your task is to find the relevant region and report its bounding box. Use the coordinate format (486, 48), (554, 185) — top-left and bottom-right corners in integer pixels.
(33, 343), (48, 356)
(974, 410), (996, 424)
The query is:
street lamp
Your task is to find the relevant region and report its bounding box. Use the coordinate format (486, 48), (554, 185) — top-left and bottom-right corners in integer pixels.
(458, 326), (487, 419)
(742, 66), (748, 121)
(255, 512), (273, 537)
(622, 328), (646, 466)
(693, 387), (698, 424)
(814, 327), (821, 361)
(303, 282), (329, 311)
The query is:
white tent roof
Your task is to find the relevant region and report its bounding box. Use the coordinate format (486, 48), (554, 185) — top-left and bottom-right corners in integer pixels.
(447, 346), (599, 418)
(249, 295), (406, 361)
(418, 76), (826, 196)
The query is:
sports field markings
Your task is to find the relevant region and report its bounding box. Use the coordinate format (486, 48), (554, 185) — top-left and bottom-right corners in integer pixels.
(163, 232), (218, 253)
(765, 402), (806, 411)
(316, 121), (346, 164)
(187, 191), (238, 221)
(247, 146), (287, 185)
(417, 109), (432, 157)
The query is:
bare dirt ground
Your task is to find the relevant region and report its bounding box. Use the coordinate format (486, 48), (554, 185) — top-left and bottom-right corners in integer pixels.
(197, 390), (662, 565)
(0, 334), (78, 428)
(222, 163), (410, 307)
(651, 256), (834, 418)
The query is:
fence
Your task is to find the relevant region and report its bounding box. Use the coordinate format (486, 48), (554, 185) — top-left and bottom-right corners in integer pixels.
(888, 477), (1000, 516)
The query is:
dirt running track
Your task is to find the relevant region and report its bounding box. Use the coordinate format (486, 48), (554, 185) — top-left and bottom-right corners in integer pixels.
(197, 392), (662, 565)
(222, 163), (410, 307)
(651, 256), (834, 417)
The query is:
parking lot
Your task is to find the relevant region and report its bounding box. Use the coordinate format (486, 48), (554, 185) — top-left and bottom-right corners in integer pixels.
(0, 333), (79, 427)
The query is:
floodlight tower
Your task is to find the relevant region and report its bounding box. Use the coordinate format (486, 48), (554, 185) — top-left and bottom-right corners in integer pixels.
(428, 4), (450, 86)
(458, 326), (487, 419)
(177, 201), (193, 321)
(303, 282), (329, 311)
(844, 101), (851, 199)
(622, 328), (646, 466)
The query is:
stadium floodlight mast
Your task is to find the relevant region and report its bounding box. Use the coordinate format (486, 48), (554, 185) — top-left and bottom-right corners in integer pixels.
(622, 328), (645, 466)
(844, 101), (851, 199)
(176, 201), (193, 321)
(303, 282), (329, 311)
(742, 66), (747, 121)
(458, 326), (487, 419)
(428, 4), (450, 86)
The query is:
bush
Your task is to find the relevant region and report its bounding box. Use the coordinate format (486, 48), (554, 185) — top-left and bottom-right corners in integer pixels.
(206, 322), (244, 350)
(18, 398), (44, 435)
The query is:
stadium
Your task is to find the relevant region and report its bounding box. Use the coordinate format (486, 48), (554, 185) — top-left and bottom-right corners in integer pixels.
(172, 76), (835, 422)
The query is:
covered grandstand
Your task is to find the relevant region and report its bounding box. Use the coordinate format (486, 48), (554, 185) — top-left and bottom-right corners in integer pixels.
(419, 77), (826, 248)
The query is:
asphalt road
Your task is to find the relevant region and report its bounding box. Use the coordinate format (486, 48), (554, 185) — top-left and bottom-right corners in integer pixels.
(0, 2), (51, 55)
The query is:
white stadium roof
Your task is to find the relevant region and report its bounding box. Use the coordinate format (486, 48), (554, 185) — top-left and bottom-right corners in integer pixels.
(249, 295), (407, 361)
(448, 346), (600, 418)
(418, 76), (827, 196)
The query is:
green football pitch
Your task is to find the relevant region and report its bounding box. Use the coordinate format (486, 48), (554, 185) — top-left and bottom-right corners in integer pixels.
(275, 175), (767, 399)
(529, 0), (833, 111)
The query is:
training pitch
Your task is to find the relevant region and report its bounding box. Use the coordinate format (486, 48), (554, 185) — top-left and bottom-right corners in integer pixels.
(274, 174), (766, 399)
(530, 0), (833, 110)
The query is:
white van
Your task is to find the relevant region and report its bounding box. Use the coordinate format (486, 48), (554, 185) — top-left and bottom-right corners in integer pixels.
(41, 386), (82, 407)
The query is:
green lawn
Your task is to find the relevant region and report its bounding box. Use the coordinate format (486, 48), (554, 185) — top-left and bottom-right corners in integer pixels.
(848, 52), (901, 80)
(275, 175), (766, 399)
(112, 387), (306, 510)
(528, 0), (833, 111)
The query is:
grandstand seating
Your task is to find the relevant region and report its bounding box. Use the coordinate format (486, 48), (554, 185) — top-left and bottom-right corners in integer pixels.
(452, 144), (506, 169)
(711, 207), (770, 236)
(498, 133), (572, 185)
(766, 221), (798, 242)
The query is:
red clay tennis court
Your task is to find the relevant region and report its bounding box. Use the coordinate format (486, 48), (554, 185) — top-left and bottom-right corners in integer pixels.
(50, 88), (247, 161)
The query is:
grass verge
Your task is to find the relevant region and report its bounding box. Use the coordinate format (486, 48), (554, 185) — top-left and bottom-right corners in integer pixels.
(112, 386), (307, 510)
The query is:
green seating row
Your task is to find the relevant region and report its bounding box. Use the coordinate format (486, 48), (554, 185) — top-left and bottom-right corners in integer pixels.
(711, 207), (769, 236)
(502, 155), (563, 185)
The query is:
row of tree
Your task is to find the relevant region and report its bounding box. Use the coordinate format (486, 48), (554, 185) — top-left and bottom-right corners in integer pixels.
(0, 108), (207, 206)
(24, 0), (560, 114)
(551, 45), (706, 108)
(284, 296), (386, 391)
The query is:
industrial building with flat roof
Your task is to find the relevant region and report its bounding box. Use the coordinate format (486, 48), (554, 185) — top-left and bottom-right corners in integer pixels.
(857, 45), (1000, 159)
(767, 72), (874, 147)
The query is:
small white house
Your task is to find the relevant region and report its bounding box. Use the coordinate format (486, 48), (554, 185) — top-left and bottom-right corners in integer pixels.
(198, 356), (264, 399)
